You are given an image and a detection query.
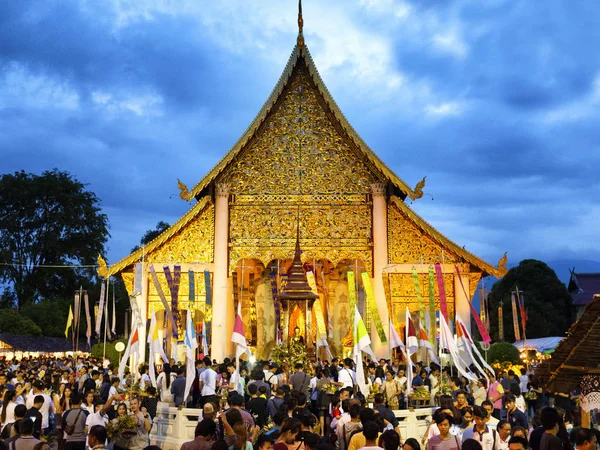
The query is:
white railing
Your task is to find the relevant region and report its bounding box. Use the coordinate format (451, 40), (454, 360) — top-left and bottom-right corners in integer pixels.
(150, 404), (435, 450)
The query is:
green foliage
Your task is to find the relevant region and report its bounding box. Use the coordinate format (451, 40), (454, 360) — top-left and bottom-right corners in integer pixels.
(0, 309), (42, 336)
(488, 259), (572, 341)
(487, 342), (521, 365)
(21, 298), (72, 337)
(0, 169), (109, 307)
(91, 339), (128, 368)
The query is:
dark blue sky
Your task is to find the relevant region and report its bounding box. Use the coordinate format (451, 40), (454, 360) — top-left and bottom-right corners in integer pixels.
(2, 1), (599, 270)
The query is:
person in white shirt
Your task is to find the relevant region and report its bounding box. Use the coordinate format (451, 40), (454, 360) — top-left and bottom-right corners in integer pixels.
(338, 358), (356, 390)
(85, 403), (109, 449)
(25, 381), (54, 432)
(497, 420), (511, 450)
(482, 401), (500, 430)
(199, 358), (218, 406)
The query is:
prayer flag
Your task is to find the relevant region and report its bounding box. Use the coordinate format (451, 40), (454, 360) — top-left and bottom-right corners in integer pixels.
(183, 310), (198, 404)
(65, 305), (74, 338)
(118, 327), (139, 380)
(455, 266), (491, 343)
(84, 291), (92, 348)
(201, 320), (210, 358)
(353, 305), (374, 395)
(419, 326), (440, 366)
(405, 308), (418, 353)
(439, 315), (476, 381)
(511, 293), (521, 341)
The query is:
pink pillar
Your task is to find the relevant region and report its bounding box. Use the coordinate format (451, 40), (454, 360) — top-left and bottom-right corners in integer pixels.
(212, 183), (230, 361)
(371, 183), (391, 359)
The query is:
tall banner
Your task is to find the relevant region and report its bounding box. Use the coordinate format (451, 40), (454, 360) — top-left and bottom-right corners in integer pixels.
(84, 291), (92, 348)
(269, 272), (281, 341)
(149, 265), (177, 334)
(95, 281), (106, 336)
(411, 269), (426, 329)
(307, 272), (328, 343)
(134, 263), (143, 295)
(249, 272), (257, 344)
(320, 269), (334, 338)
(204, 270), (212, 341)
(188, 270), (196, 311)
(518, 292), (527, 337)
(347, 271), (357, 333)
(498, 305), (504, 341)
(73, 291), (81, 330)
(164, 265), (182, 338)
(361, 272), (387, 343)
(111, 285), (116, 336)
(427, 267), (437, 346)
(232, 270), (239, 313)
(455, 266), (492, 343)
(434, 264), (448, 321)
(479, 286), (486, 330)
(511, 293), (521, 341)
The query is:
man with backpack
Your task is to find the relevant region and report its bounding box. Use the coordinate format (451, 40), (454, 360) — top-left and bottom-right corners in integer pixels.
(61, 392), (89, 450)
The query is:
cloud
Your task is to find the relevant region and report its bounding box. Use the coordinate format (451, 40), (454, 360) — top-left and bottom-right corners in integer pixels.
(1, 0), (599, 269)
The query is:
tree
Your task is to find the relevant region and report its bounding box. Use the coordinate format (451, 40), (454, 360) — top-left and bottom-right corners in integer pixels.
(487, 342), (521, 365)
(130, 221), (170, 253)
(0, 309), (42, 336)
(487, 259), (572, 341)
(0, 169), (109, 308)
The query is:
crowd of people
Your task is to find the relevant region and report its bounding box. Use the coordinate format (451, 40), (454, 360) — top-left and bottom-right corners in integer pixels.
(0, 354), (597, 450)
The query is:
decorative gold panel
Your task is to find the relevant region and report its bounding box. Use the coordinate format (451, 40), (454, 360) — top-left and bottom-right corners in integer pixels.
(121, 272), (134, 297)
(145, 204), (214, 264)
(229, 203), (372, 273)
(388, 203), (460, 265)
(218, 64), (382, 195)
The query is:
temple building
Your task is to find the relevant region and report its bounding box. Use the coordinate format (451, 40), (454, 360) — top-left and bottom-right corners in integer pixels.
(99, 6), (507, 362)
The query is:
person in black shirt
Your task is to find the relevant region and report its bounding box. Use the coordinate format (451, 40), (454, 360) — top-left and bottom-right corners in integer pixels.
(141, 386), (159, 420)
(247, 384), (268, 427)
(505, 394), (528, 429)
(24, 395), (44, 438)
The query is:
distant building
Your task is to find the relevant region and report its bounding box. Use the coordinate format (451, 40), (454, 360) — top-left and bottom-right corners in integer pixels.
(568, 271), (600, 319)
(0, 333), (76, 359)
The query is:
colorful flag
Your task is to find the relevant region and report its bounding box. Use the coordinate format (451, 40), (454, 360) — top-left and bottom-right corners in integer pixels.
(511, 293), (521, 341)
(456, 317), (494, 378)
(84, 291), (92, 348)
(148, 308), (158, 388)
(419, 326), (440, 366)
(95, 282), (105, 336)
(439, 315), (476, 381)
(434, 264), (448, 321)
(183, 309), (198, 404)
(388, 318), (405, 353)
(405, 308), (418, 353)
(65, 305), (74, 338)
(361, 272), (387, 343)
(232, 302), (250, 357)
(455, 266), (492, 343)
(201, 320), (209, 358)
(111, 286), (116, 337)
(118, 327), (139, 380)
(427, 268), (437, 345)
(353, 305), (374, 396)
(518, 291), (527, 334)
(149, 265), (177, 335)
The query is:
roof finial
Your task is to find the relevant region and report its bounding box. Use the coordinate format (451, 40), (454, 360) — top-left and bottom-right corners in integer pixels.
(297, 0), (304, 47)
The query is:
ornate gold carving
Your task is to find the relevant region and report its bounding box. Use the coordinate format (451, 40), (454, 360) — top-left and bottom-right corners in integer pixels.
(121, 272), (134, 297)
(97, 254), (109, 279)
(219, 66), (381, 195)
(387, 202), (459, 265)
(215, 183), (230, 198)
(497, 252), (508, 275)
(178, 179), (191, 201)
(229, 203), (372, 273)
(145, 204), (214, 264)
(469, 272), (482, 300)
(234, 194), (366, 204)
(413, 176), (426, 200)
(370, 183), (386, 197)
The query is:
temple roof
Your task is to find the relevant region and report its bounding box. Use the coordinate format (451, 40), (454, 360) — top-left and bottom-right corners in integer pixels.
(568, 271), (600, 306)
(179, 44), (425, 202)
(389, 196), (506, 278)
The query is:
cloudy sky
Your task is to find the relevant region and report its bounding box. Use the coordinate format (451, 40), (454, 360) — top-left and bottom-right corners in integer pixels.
(2, 0), (599, 272)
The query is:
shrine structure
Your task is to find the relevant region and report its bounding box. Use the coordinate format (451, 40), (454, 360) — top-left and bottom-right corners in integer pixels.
(99, 4), (507, 362)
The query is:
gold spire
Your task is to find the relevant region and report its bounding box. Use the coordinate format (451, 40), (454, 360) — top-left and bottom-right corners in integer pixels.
(297, 0), (304, 47)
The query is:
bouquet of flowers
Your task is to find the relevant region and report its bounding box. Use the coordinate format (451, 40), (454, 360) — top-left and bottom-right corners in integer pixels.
(410, 387), (430, 400)
(524, 390), (538, 401)
(107, 415), (138, 440)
